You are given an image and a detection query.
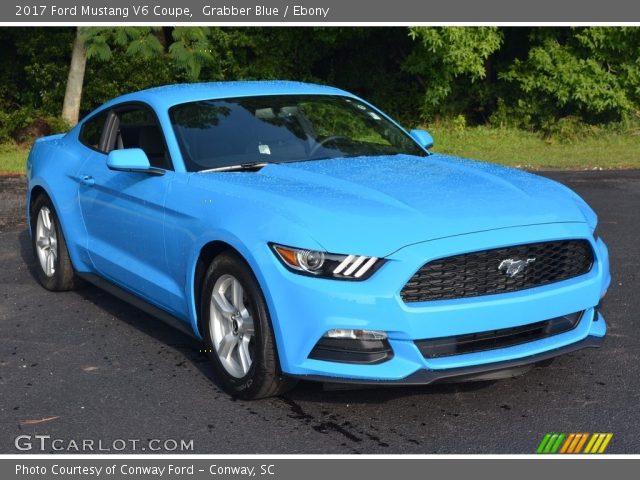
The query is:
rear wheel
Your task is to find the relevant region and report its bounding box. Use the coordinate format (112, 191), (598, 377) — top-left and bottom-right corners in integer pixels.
(201, 252), (296, 399)
(30, 195), (83, 291)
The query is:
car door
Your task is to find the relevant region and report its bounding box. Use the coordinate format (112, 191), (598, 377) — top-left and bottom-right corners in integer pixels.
(77, 103), (177, 310)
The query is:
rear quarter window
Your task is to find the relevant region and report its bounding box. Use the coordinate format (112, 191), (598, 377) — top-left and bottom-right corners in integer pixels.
(79, 111), (108, 151)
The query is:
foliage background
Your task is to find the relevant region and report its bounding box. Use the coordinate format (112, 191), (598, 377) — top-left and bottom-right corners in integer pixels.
(0, 26), (639, 144)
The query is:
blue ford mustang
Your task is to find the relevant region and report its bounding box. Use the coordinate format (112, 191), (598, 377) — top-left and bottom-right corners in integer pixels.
(26, 81), (610, 399)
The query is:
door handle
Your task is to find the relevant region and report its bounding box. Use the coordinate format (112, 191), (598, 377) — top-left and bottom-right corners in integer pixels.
(80, 175), (95, 186)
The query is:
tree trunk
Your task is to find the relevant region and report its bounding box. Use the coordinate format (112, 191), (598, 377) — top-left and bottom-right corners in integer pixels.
(61, 28), (87, 126)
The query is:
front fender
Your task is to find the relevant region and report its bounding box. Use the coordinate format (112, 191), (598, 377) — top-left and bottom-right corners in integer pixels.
(26, 137), (93, 273)
(184, 229), (322, 341)
(164, 174), (325, 342)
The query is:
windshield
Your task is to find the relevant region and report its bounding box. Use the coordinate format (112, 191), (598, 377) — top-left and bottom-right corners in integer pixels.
(169, 94), (427, 172)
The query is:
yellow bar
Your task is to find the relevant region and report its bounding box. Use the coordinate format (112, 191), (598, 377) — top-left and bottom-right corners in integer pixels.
(574, 433), (590, 454)
(597, 434), (613, 454)
(560, 434), (576, 454)
(583, 433), (600, 453)
(567, 434), (581, 454)
(590, 434), (606, 454)
(583, 433), (597, 453)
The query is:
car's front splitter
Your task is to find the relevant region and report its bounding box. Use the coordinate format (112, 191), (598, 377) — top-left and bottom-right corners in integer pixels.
(287, 329), (604, 386)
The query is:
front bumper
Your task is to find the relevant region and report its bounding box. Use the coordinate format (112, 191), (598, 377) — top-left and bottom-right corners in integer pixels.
(257, 222), (610, 383)
(289, 319), (604, 385)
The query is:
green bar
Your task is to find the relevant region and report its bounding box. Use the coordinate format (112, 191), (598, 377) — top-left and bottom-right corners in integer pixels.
(550, 433), (566, 453)
(537, 433), (553, 454)
(543, 434), (559, 453)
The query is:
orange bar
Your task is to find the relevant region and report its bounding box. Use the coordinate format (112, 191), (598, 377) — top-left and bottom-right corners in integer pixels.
(560, 434), (576, 454)
(567, 434), (583, 454)
(574, 433), (590, 453)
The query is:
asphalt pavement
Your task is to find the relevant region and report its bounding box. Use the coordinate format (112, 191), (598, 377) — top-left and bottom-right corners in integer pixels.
(1, 171), (638, 454)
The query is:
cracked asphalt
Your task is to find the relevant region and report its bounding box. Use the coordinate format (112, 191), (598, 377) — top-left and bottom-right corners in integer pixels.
(1, 171), (638, 454)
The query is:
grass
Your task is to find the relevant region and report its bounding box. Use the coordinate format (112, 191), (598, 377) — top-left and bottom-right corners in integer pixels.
(428, 125), (640, 170)
(1, 126), (638, 174)
(0, 144), (29, 175)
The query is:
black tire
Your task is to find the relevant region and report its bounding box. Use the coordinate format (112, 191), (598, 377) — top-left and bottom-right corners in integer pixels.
(201, 252), (296, 399)
(30, 194), (83, 291)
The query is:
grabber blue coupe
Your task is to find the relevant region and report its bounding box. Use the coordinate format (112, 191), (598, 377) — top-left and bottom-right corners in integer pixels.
(26, 81), (610, 399)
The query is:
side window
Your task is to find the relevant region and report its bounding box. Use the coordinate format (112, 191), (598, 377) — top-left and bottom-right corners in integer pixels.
(79, 111), (108, 151)
(109, 106), (172, 170)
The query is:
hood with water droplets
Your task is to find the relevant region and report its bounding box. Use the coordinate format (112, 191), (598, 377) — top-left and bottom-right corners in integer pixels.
(197, 154), (589, 256)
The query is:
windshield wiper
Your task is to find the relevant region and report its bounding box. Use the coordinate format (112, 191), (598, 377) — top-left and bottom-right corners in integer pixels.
(300, 154), (364, 162)
(200, 162), (269, 173)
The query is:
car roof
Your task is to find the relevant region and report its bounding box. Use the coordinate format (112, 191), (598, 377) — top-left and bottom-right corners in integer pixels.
(98, 81), (355, 113)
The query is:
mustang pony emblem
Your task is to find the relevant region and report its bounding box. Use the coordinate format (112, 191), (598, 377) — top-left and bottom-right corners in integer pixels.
(498, 257), (536, 277)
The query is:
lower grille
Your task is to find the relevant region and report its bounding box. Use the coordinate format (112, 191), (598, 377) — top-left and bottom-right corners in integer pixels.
(415, 311), (583, 358)
(401, 239), (594, 303)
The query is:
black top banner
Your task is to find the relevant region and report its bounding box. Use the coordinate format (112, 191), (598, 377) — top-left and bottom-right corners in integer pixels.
(5, 0), (640, 22)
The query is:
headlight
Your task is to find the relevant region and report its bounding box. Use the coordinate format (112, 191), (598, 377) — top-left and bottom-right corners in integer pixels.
(270, 243), (384, 280)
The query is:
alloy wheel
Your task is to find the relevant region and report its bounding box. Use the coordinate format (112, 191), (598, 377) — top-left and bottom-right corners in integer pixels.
(209, 274), (256, 378)
(35, 206), (58, 278)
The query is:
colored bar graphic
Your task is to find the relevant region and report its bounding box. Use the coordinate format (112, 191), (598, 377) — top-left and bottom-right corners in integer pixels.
(536, 433), (553, 454)
(544, 434), (559, 453)
(584, 433), (600, 453)
(597, 433), (613, 453)
(550, 433), (566, 453)
(564, 433), (580, 453)
(537, 433), (613, 454)
(573, 433), (589, 453)
(559, 433), (575, 454)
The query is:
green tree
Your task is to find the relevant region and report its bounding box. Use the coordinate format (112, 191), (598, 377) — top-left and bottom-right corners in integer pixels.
(497, 27), (640, 129)
(2, 26), (640, 137)
(403, 27), (503, 120)
(60, 27), (166, 125)
(62, 27), (237, 124)
(61, 28), (88, 125)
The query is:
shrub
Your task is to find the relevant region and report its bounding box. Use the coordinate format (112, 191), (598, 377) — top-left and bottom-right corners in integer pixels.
(497, 28), (640, 129)
(0, 108), (70, 144)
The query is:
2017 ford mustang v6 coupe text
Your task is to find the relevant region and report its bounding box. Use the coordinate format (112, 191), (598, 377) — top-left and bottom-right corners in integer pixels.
(26, 81), (610, 399)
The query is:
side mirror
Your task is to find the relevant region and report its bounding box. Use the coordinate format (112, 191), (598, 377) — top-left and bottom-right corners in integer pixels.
(106, 148), (164, 176)
(409, 129), (434, 150)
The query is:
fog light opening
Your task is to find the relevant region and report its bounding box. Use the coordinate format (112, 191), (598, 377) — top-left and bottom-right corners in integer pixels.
(324, 329), (388, 341)
(310, 329), (393, 364)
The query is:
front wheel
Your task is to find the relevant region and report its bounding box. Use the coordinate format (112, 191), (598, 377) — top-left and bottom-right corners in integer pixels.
(201, 252), (296, 399)
(30, 194), (83, 291)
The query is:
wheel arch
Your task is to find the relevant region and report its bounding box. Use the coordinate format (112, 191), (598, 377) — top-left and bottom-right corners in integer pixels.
(27, 185), (49, 234)
(192, 240), (256, 339)
(189, 238), (285, 356)
(27, 179), (93, 273)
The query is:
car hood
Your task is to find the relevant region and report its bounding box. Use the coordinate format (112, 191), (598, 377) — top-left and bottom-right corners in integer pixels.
(194, 154), (589, 257)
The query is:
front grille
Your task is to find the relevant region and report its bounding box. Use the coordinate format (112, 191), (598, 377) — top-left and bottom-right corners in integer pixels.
(401, 240), (594, 303)
(415, 311), (583, 358)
